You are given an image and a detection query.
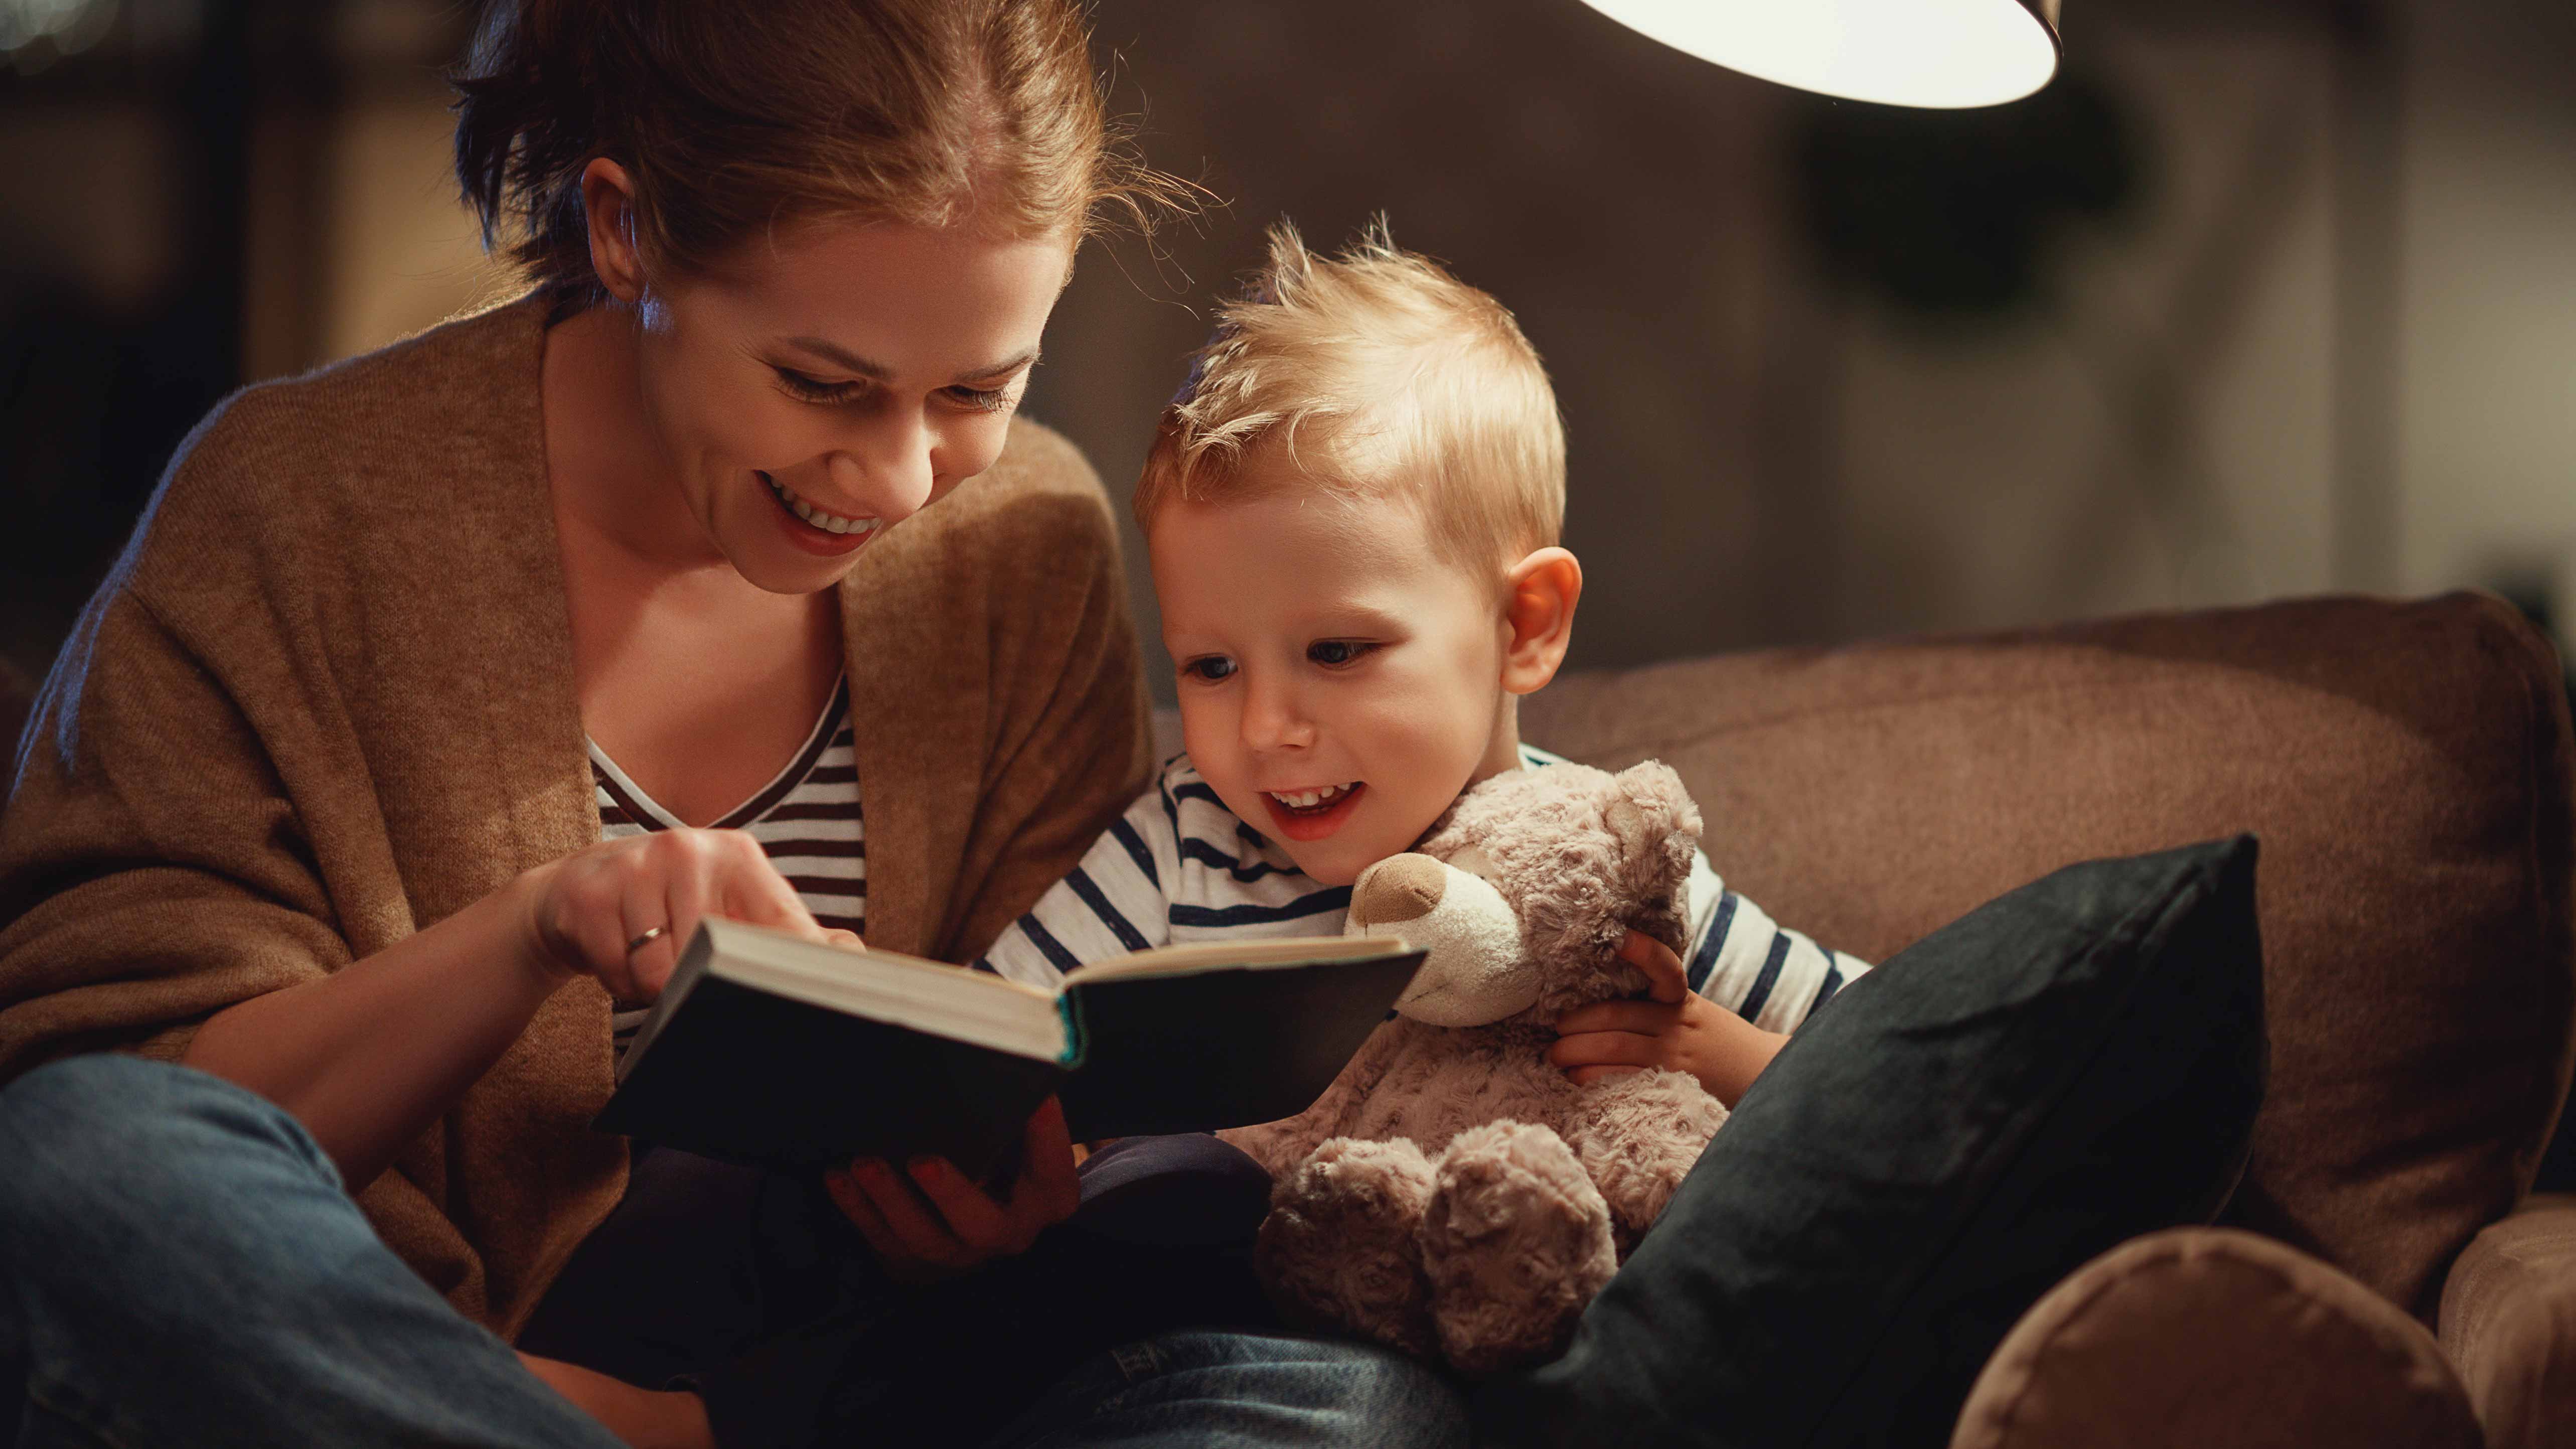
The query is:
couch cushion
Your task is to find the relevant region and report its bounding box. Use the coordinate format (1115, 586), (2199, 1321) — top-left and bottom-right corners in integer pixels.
(1522, 593), (2576, 1321)
(1953, 1227), (2479, 1449)
(1472, 836), (2268, 1448)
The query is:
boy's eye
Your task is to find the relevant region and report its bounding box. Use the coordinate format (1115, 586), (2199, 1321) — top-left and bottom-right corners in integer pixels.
(1307, 640), (1379, 667)
(1181, 656), (1238, 683)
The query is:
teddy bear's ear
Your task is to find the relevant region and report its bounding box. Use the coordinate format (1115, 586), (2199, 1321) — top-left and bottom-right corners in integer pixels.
(1605, 761), (1703, 855)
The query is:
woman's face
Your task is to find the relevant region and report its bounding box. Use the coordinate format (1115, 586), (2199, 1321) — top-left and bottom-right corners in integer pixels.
(616, 205), (1072, 595)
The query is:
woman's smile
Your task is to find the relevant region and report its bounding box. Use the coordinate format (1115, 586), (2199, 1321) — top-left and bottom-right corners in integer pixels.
(761, 470), (883, 555)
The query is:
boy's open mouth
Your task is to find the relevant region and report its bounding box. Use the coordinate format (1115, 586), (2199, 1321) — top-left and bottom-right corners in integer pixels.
(1262, 781), (1366, 842)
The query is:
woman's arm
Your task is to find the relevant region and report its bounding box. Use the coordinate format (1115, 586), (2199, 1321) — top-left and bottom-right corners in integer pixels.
(185, 827), (839, 1191)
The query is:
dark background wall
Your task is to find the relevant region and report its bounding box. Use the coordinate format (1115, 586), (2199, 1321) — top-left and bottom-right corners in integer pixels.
(2, 0), (2571, 704)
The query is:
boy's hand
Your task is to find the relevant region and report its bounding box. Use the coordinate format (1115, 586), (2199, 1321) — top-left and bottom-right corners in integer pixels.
(823, 1096), (1083, 1282)
(1548, 929), (1786, 1108)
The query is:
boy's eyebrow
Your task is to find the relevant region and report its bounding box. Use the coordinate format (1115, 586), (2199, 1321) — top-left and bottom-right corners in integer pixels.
(1310, 603), (1412, 634)
(782, 336), (1040, 384)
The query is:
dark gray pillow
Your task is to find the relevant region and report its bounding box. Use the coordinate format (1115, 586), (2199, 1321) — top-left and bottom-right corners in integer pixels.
(1474, 835), (2268, 1447)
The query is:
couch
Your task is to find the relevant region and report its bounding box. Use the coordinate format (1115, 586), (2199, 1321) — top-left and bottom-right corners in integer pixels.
(1152, 592), (2576, 1446)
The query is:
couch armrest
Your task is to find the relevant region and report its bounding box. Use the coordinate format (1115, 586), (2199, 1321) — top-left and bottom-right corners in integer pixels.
(2439, 1192), (2576, 1449)
(1950, 1227), (2478, 1449)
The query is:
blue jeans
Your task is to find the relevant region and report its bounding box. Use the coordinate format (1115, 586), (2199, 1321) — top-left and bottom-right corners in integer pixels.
(0, 1055), (1466, 1448)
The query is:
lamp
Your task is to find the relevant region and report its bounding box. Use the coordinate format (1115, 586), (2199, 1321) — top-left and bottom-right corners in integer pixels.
(1577, 0), (2062, 109)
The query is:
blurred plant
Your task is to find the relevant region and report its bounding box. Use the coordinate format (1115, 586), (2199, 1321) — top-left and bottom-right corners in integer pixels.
(1789, 66), (2140, 319)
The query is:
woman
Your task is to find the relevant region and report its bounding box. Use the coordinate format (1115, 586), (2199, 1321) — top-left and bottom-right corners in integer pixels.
(0, 2), (1465, 1444)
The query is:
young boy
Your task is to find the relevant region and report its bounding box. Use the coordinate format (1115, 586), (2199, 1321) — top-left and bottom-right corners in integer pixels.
(977, 221), (1866, 1107)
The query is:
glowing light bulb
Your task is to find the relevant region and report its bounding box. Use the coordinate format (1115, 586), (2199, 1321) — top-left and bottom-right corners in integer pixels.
(1579, 0), (2062, 109)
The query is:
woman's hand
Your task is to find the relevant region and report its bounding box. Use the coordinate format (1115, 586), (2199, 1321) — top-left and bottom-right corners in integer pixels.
(514, 827), (858, 1003)
(517, 1352), (711, 1449)
(1548, 929), (1787, 1108)
(823, 1096), (1084, 1282)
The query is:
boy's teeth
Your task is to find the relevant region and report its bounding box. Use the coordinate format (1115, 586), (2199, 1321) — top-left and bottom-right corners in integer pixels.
(1270, 783), (1356, 809)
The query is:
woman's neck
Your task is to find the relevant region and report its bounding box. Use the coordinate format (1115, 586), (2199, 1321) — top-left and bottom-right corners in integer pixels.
(541, 303), (732, 579)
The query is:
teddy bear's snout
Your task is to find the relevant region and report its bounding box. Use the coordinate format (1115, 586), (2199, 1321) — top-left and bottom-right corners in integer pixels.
(1350, 853), (1448, 929)
(1345, 855), (1540, 1027)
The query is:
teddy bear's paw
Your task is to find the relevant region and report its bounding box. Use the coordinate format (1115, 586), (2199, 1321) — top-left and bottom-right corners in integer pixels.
(1254, 1136), (1440, 1358)
(1566, 1067), (1728, 1255)
(1419, 1120), (1617, 1375)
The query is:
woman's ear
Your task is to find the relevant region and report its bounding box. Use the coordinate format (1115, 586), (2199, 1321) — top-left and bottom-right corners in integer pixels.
(580, 158), (647, 304)
(1499, 547), (1582, 696)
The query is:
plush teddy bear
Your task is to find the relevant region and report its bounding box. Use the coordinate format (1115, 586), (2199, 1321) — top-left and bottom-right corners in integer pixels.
(1220, 759), (1729, 1374)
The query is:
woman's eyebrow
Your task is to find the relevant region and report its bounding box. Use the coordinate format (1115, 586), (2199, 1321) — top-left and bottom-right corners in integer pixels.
(781, 336), (1040, 383)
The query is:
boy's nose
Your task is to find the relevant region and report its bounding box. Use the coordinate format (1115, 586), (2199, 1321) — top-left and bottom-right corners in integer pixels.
(1241, 682), (1315, 752)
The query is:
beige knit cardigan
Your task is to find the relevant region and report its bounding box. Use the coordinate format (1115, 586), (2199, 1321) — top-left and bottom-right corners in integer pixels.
(0, 296), (1153, 1336)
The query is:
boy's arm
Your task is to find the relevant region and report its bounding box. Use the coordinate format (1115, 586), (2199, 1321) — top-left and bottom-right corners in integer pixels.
(1549, 932), (1784, 1108)
(1549, 853), (1875, 1105)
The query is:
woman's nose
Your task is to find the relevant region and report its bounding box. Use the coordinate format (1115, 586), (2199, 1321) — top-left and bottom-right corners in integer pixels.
(828, 418), (935, 524)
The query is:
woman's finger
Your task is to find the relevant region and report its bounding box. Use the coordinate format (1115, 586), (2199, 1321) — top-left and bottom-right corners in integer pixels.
(851, 1159), (971, 1267)
(642, 845), (712, 1000)
(1553, 999), (1680, 1037)
(824, 1169), (906, 1259)
(711, 830), (824, 938)
(1009, 1097), (1084, 1228)
(905, 1158), (1018, 1252)
(612, 860), (678, 1004)
(1548, 1029), (1664, 1069)
(1618, 929), (1691, 1004)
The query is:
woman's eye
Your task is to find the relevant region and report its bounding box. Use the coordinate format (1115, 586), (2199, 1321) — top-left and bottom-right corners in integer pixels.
(1307, 640), (1378, 667)
(775, 367), (860, 403)
(1181, 657), (1238, 683)
(945, 384), (1018, 414)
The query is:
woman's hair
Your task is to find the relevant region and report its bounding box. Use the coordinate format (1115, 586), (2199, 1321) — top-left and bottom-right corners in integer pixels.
(1133, 218), (1566, 579)
(453, 0), (1183, 309)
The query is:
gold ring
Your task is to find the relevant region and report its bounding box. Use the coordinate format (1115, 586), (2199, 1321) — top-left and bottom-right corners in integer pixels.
(626, 924), (671, 956)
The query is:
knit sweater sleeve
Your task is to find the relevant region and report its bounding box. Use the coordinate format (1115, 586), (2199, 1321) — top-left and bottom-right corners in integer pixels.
(0, 434), (347, 1077)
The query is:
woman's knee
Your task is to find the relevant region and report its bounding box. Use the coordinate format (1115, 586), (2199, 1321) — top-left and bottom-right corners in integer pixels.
(0, 1054), (335, 1242)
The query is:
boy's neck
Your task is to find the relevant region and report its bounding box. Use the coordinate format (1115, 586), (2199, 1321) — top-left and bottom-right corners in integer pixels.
(1469, 695), (1528, 787)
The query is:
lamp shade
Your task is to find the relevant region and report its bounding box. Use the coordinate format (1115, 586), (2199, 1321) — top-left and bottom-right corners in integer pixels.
(1579, 0), (2062, 109)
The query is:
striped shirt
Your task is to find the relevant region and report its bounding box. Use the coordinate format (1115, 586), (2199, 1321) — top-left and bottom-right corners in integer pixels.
(976, 745), (1870, 1033)
(594, 675), (866, 1060)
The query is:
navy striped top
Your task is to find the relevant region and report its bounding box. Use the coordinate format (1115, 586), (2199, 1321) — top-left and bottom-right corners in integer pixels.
(975, 745), (1868, 1033)
(594, 675), (865, 1060)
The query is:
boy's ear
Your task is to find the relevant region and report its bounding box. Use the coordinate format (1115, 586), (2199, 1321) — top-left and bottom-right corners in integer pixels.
(1499, 547), (1582, 696)
(581, 158), (648, 305)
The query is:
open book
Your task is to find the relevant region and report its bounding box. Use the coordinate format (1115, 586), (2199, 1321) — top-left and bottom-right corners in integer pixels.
(592, 918), (1426, 1178)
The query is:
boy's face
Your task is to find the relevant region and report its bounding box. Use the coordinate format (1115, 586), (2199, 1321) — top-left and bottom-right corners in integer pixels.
(1150, 473), (1515, 887)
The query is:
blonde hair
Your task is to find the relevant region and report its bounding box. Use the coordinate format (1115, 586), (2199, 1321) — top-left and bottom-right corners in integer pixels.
(453, 0), (1190, 314)
(1134, 219), (1566, 577)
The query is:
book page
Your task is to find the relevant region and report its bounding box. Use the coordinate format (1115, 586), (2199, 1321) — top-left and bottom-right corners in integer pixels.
(694, 919), (1068, 1061)
(1064, 933), (1417, 984)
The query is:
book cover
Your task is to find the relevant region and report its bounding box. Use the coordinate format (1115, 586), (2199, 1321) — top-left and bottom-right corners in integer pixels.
(593, 920), (1424, 1179)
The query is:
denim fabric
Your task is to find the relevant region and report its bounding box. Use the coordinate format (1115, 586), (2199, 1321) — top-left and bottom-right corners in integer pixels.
(0, 1054), (624, 1449)
(988, 1332), (1469, 1449)
(0, 1055), (1463, 1448)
